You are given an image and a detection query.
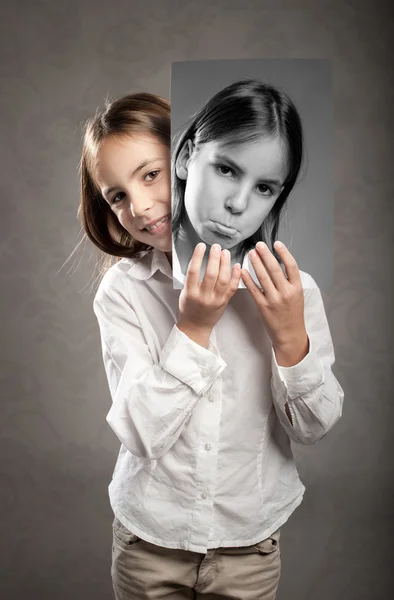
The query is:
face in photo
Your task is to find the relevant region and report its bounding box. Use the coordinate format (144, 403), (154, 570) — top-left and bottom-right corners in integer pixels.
(176, 135), (286, 252)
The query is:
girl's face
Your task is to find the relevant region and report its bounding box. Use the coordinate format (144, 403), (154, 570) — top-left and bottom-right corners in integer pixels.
(95, 133), (172, 253)
(178, 135), (288, 250)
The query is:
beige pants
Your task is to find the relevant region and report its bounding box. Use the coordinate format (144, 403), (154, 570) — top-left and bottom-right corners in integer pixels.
(112, 517), (281, 600)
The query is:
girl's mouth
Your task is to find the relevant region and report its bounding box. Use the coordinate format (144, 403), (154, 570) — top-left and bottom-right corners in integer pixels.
(213, 222), (238, 236)
(143, 214), (171, 235)
(206, 221), (238, 238)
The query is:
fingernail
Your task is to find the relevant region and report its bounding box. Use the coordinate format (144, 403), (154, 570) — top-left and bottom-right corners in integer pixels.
(275, 241), (283, 248)
(256, 241), (266, 250)
(212, 243), (221, 252)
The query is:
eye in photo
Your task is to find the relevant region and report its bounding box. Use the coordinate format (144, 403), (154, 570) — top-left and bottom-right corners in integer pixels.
(170, 59), (333, 290)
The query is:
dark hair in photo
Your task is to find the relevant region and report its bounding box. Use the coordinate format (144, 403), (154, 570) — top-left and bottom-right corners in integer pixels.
(78, 92), (171, 273)
(172, 77), (304, 263)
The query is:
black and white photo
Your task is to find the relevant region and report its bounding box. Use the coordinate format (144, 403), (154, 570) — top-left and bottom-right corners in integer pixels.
(171, 59), (333, 290)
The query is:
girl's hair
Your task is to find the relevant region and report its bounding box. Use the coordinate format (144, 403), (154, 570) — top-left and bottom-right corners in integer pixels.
(172, 77), (304, 263)
(78, 92), (170, 274)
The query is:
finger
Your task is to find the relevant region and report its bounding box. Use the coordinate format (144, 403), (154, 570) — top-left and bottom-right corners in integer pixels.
(214, 249), (231, 293)
(200, 243), (222, 292)
(247, 248), (277, 300)
(185, 242), (206, 291)
(227, 262), (242, 297)
(240, 268), (267, 307)
(255, 242), (287, 292)
(273, 241), (301, 286)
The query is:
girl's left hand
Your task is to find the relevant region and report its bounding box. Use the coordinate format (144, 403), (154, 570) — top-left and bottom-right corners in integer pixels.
(241, 241), (307, 351)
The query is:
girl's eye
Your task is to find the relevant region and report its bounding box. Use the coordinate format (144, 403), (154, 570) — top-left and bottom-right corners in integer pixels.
(144, 170), (160, 182)
(217, 165), (235, 177)
(256, 184), (273, 196)
(111, 191), (126, 205)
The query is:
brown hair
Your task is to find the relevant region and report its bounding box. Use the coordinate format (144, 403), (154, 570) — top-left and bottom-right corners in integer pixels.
(77, 92), (171, 275)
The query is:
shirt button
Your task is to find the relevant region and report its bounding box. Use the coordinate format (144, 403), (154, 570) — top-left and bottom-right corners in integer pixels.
(208, 394), (214, 402)
(205, 443), (211, 451)
(202, 368), (209, 378)
(201, 491), (208, 499)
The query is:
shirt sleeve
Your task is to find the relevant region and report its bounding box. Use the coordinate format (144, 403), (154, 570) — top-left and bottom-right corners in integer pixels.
(270, 280), (345, 445)
(93, 271), (227, 460)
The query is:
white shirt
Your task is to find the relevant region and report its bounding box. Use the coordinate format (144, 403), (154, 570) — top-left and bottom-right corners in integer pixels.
(93, 247), (344, 553)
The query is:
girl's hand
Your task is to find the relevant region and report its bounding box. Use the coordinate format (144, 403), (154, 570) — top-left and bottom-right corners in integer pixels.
(241, 241), (308, 356)
(177, 242), (241, 345)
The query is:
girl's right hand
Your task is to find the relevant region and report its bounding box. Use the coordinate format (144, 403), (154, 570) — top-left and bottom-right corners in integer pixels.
(177, 242), (241, 347)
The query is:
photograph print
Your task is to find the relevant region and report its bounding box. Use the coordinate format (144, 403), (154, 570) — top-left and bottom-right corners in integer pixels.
(170, 58), (333, 290)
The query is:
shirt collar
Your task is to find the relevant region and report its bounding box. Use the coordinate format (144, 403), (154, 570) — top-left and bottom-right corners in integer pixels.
(126, 247), (173, 281)
(126, 245), (261, 289)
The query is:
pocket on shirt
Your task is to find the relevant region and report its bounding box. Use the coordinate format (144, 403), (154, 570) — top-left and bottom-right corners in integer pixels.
(112, 517), (142, 548)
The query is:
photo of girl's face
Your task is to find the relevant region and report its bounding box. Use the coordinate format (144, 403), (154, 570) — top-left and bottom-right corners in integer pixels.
(181, 135), (288, 250)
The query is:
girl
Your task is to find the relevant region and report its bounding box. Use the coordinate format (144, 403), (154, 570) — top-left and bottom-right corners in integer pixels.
(172, 78), (302, 289)
(79, 89), (344, 600)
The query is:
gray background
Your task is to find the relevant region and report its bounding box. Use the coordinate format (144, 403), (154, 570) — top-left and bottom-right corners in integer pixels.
(1, 1), (393, 599)
(171, 59), (333, 289)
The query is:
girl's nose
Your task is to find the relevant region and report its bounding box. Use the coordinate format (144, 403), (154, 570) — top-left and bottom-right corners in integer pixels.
(224, 185), (250, 213)
(129, 189), (154, 218)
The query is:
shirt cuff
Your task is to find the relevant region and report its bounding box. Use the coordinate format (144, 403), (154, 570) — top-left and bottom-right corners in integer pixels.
(160, 325), (227, 395)
(271, 335), (325, 401)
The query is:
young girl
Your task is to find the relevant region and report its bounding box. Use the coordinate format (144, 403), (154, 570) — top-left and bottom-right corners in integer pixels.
(79, 90), (344, 600)
(172, 78), (302, 289)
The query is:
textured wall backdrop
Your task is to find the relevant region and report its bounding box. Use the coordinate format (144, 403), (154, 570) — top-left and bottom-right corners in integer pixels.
(0, 1), (393, 599)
